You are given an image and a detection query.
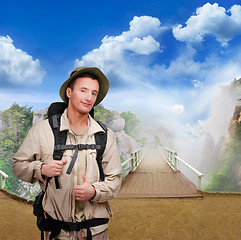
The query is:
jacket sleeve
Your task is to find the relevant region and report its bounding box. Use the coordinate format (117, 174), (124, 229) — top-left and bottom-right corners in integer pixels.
(91, 129), (122, 202)
(12, 122), (45, 184)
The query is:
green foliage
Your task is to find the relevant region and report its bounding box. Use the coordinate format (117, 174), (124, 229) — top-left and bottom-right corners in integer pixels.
(120, 111), (141, 139)
(204, 125), (241, 191)
(94, 104), (113, 125)
(0, 104), (33, 192)
(204, 160), (239, 191)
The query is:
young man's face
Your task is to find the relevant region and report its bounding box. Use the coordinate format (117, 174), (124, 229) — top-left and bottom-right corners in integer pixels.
(66, 77), (99, 115)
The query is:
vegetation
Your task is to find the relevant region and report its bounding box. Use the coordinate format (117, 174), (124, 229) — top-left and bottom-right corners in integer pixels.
(120, 111), (141, 140)
(94, 104), (113, 125)
(204, 125), (241, 191)
(0, 104), (33, 192)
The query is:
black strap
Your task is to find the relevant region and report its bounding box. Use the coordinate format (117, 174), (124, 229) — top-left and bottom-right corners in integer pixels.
(55, 144), (101, 151)
(48, 216), (109, 240)
(95, 122), (108, 181)
(48, 113), (67, 189)
(54, 144), (101, 175)
(41, 230), (44, 240)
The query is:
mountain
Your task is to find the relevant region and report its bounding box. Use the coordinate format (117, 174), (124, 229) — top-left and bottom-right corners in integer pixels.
(203, 103), (241, 191)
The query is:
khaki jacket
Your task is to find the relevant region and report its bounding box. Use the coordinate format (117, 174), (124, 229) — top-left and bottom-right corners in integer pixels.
(12, 110), (122, 238)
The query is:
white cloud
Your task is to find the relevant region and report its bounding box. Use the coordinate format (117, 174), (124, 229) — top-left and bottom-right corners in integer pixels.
(172, 104), (184, 115)
(127, 16), (164, 38)
(72, 14), (241, 159)
(0, 35), (45, 87)
(185, 120), (205, 138)
(75, 16), (165, 82)
(173, 3), (241, 46)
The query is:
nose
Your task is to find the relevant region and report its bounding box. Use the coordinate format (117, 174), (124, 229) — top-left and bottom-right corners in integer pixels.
(85, 91), (92, 101)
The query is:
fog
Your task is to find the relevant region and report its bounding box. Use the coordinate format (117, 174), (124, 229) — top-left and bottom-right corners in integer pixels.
(173, 82), (239, 185)
(136, 80), (240, 187)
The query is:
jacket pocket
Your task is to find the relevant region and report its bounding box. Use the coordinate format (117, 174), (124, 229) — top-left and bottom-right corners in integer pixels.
(86, 201), (112, 220)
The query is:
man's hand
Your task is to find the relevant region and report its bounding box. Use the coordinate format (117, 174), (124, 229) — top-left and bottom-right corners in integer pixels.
(41, 160), (67, 177)
(73, 172), (96, 201)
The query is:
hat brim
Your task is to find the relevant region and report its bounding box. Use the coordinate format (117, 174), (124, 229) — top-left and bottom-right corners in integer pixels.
(59, 67), (109, 106)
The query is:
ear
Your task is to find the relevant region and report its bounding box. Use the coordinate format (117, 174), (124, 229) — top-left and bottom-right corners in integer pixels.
(66, 87), (72, 99)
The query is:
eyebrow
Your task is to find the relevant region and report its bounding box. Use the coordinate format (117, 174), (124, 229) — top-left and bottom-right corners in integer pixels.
(80, 87), (99, 93)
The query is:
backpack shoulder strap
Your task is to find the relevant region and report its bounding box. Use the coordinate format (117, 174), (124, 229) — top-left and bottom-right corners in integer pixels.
(48, 102), (68, 189)
(95, 121), (108, 181)
(48, 102), (68, 161)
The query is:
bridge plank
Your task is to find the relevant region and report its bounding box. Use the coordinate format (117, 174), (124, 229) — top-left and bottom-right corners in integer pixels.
(118, 147), (202, 198)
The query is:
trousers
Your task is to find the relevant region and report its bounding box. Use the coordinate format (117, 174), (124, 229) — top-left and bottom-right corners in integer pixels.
(45, 228), (108, 240)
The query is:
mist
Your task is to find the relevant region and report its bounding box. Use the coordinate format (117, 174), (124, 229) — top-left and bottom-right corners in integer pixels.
(168, 81), (238, 186)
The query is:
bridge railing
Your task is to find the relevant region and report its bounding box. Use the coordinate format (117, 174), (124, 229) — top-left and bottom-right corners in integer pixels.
(121, 148), (145, 179)
(159, 146), (204, 191)
(0, 169), (8, 189)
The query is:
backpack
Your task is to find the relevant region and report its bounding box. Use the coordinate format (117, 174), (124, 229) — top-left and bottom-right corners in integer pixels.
(33, 102), (109, 240)
(47, 102), (107, 188)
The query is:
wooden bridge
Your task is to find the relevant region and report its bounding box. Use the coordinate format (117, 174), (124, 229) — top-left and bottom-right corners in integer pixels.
(118, 146), (203, 198)
(0, 145), (203, 198)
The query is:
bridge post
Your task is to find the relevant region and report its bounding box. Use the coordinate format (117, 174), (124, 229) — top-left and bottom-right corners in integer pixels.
(134, 152), (138, 170)
(1, 176), (5, 189)
(173, 152), (177, 172)
(197, 176), (202, 191)
(130, 153), (134, 172)
(0, 170), (8, 189)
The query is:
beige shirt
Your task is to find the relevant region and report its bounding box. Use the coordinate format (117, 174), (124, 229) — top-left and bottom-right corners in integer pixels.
(12, 109), (122, 238)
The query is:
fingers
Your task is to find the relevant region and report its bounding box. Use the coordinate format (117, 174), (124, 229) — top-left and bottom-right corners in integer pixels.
(73, 185), (84, 200)
(42, 160), (67, 177)
(73, 176), (96, 201)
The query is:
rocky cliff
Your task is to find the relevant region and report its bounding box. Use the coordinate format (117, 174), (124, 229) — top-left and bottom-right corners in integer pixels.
(200, 79), (241, 191)
(226, 105), (241, 190)
(202, 105), (241, 191)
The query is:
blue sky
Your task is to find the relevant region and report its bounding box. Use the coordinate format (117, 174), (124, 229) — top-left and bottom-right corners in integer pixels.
(1, 0), (241, 159)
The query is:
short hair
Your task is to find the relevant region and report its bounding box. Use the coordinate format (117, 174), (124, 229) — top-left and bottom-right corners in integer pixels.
(68, 72), (98, 90)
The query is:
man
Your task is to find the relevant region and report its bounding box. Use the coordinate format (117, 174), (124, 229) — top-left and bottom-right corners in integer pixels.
(12, 67), (122, 240)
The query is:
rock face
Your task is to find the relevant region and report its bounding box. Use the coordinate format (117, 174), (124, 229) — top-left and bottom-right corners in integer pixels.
(200, 133), (226, 174)
(227, 105), (241, 190)
(32, 108), (48, 125)
(226, 105), (241, 142)
(108, 111), (125, 132)
(108, 111), (138, 160)
(201, 105), (241, 191)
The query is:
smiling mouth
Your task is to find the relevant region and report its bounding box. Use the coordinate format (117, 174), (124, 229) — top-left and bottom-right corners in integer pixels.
(82, 102), (91, 107)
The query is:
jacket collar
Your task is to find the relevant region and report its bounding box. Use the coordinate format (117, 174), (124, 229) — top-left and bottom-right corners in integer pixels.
(60, 109), (105, 136)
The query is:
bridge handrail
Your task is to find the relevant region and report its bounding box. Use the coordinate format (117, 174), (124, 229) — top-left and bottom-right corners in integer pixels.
(0, 169), (8, 189)
(159, 146), (203, 190)
(121, 148), (145, 179)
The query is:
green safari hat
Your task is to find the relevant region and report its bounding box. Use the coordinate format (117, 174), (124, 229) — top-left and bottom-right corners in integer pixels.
(59, 67), (109, 106)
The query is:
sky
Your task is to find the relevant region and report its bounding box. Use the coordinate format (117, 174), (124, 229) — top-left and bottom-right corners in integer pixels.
(1, 0), (241, 166)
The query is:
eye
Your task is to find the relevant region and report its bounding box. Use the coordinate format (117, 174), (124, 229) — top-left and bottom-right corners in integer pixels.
(92, 92), (97, 96)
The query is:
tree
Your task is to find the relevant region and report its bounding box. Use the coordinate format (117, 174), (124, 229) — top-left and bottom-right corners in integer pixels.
(120, 111), (141, 139)
(204, 125), (241, 191)
(0, 104), (33, 192)
(94, 104), (113, 125)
